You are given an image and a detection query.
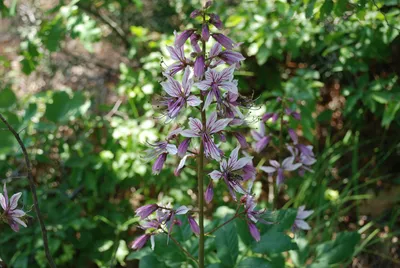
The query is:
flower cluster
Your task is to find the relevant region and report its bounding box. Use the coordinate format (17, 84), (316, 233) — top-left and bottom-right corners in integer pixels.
(0, 183), (27, 232)
(132, 1), (315, 255)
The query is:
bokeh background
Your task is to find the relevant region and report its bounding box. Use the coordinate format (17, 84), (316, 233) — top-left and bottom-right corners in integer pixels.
(0, 0), (399, 267)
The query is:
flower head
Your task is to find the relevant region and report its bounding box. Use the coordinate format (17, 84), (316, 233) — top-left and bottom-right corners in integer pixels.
(251, 122), (271, 153)
(292, 205), (313, 231)
(181, 112), (232, 160)
(195, 65), (238, 110)
(0, 183), (27, 232)
(260, 157), (302, 185)
(209, 145), (252, 200)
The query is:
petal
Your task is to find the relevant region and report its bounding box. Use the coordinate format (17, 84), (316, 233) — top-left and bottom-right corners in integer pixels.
(227, 146), (240, 168)
(166, 46), (180, 61)
(166, 144), (178, 155)
(250, 130), (262, 141)
(188, 118), (203, 132)
(161, 79), (181, 98)
(10, 209), (25, 217)
(150, 235), (155, 250)
(295, 220), (311, 230)
(181, 130), (198, 138)
(176, 206), (190, 215)
(232, 156), (253, 171)
(203, 90), (215, 111)
(219, 81), (238, 94)
(255, 136), (269, 153)
(208, 118), (232, 134)
(248, 222), (260, 242)
(260, 166), (276, 173)
(297, 209), (314, 220)
(206, 112), (218, 128)
(209, 43), (222, 58)
(269, 160), (280, 168)
(186, 95), (202, 106)
(194, 80), (212, 91)
(9, 192), (22, 210)
(0, 193), (6, 211)
(209, 170), (222, 180)
(219, 65), (235, 82)
(182, 66), (192, 91)
(13, 217), (27, 228)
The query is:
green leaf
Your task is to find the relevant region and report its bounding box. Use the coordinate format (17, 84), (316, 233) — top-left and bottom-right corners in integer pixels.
(320, 0), (333, 19)
(306, 0), (316, 18)
(0, 112), (20, 155)
(215, 220), (239, 267)
(40, 17), (65, 52)
(252, 228), (298, 254)
(256, 44), (270, 65)
(314, 232), (360, 265)
(382, 102), (400, 127)
(139, 254), (166, 268)
(45, 91), (89, 123)
(236, 219), (253, 246)
(237, 257), (274, 268)
(0, 87), (16, 109)
(152, 234), (187, 267)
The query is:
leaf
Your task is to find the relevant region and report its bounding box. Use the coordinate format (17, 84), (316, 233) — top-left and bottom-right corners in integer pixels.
(306, 0), (316, 18)
(313, 232), (360, 265)
(0, 112), (20, 155)
(320, 0), (333, 19)
(0, 87), (16, 109)
(382, 101), (400, 127)
(252, 228), (298, 254)
(215, 220), (239, 267)
(237, 257), (274, 268)
(139, 254), (166, 268)
(256, 44), (270, 65)
(45, 91), (89, 123)
(236, 219), (253, 246)
(40, 17), (65, 52)
(152, 234), (187, 267)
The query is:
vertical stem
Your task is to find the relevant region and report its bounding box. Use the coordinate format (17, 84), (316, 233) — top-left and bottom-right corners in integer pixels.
(274, 100), (285, 209)
(0, 114), (57, 268)
(197, 11), (207, 268)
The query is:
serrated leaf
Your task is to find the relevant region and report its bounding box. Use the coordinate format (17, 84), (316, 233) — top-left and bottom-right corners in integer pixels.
(252, 228), (298, 254)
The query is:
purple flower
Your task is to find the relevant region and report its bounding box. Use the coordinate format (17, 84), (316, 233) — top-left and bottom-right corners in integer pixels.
(218, 50), (245, 66)
(201, 24), (210, 41)
(135, 204), (159, 220)
(130, 234), (151, 250)
(190, 34), (201, 53)
(208, 145), (252, 200)
(209, 13), (223, 29)
(217, 92), (243, 119)
(194, 55), (206, 78)
(211, 33), (236, 50)
(251, 122), (270, 153)
(247, 221), (260, 242)
(165, 45), (187, 76)
(204, 0), (213, 8)
(287, 145), (316, 176)
(177, 138), (191, 157)
(285, 108), (301, 120)
(209, 43), (222, 58)
(144, 140), (177, 175)
(243, 162), (256, 181)
(233, 132), (248, 149)
(181, 112), (232, 161)
(174, 29), (196, 48)
(161, 67), (202, 118)
(293, 206), (313, 231)
(188, 215), (200, 235)
(195, 65), (238, 110)
(205, 181), (214, 204)
(288, 128), (298, 144)
(260, 157), (302, 185)
(0, 183), (27, 232)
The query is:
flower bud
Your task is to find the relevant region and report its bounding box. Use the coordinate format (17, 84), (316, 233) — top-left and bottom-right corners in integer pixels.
(190, 34), (201, 53)
(205, 181), (214, 204)
(219, 50), (245, 65)
(177, 138), (191, 158)
(188, 215), (200, 235)
(152, 153), (167, 175)
(247, 222), (260, 242)
(288, 128), (298, 144)
(201, 24), (210, 41)
(233, 132), (248, 149)
(135, 204), (159, 219)
(190, 9), (201, 18)
(204, 1), (213, 8)
(194, 55), (205, 78)
(131, 234), (150, 250)
(209, 13), (223, 29)
(211, 33), (235, 50)
(174, 29), (196, 48)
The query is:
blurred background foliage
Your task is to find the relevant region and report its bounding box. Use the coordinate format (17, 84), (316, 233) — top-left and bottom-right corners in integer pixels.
(0, 0), (399, 267)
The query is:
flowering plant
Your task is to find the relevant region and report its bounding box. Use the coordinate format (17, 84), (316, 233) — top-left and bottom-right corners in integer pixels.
(129, 1), (317, 267)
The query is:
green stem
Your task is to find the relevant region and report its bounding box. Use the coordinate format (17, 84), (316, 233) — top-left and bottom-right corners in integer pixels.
(274, 100), (285, 209)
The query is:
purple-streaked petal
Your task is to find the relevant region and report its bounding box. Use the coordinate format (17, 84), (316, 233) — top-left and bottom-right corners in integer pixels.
(233, 132), (248, 149)
(178, 139), (191, 158)
(203, 90), (215, 111)
(210, 43), (222, 58)
(262, 112), (274, 122)
(219, 51), (245, 65)
(219, 65), (235, 82)
(208, 118), (232, 134)
(228, 146), (240, 168)
(232, 156), (253, 171)
(250, 130), (262, 141)
(248, 222), (260, 242)
(203, 135), (223, 161)
(9, 192), (22, 210)
(10, 209), (26, 217)
(190, 34), (201, 53)
(212, 33), (235, 50)
(0, 193), (6, 211)
(166, 62), (185, 76)
(188, 117), (203, 132)
(182, 66), (192, 92)
(276, 168), (284, 185)
(297, 209), (314, 220)
(254, 136), (270, 153)
(166, 144), (178, 155)
(269, 160), (280, 168)
(181, 130), (199, 138)
(131, 234), (150, 250)
(161, 80), (181, 98)
(175, 153), (193, 176)
(186, 95), (202, 107)
(13, 217), (27, 228)
(219, 81), (238, 94)
(209, 170), (222, 180)
(136, 204), (159, 219)
(194, 80), (212, 91)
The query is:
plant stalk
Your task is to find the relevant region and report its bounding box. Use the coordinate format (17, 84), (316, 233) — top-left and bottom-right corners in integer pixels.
(0, 114), (57, 268)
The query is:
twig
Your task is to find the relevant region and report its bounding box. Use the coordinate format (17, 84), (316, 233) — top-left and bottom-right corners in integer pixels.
(371, 0), (400, 32)
(76, 3), (131, 48)
(105, 99), (123, 119)
(0, 114), (57, 268)
(205, 209), (245, 236)
(161, 228), (198, 265)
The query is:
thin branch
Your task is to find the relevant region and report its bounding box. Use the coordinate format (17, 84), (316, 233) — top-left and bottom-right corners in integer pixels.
(371, 0), (400, 32)
(161, 229), (198, 265)
(205, 210), (245, 236)
(76, 3), (131, 48)
(0, 114), (57, 268)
